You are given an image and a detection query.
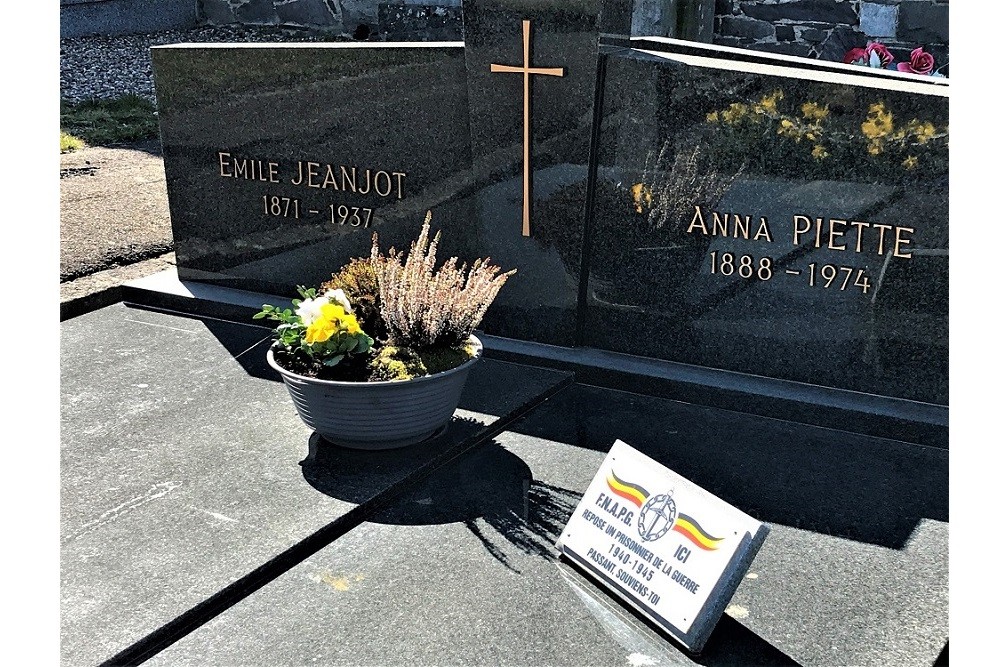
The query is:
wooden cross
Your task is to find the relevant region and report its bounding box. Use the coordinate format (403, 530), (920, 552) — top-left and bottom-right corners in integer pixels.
(490, 20), (565, 237)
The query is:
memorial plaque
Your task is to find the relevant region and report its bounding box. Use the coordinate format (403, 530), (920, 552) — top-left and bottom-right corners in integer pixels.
(557, 440), (768, 653)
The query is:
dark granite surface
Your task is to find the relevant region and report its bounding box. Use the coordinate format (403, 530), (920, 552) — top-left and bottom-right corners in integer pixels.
(60, 303), (571, 665)
(146, 383), (946, 667)
(151, 43), (476, 294)
(582, 47), (948, 404)
(459, 0), (607, 344)
(146, 10), (949, 412)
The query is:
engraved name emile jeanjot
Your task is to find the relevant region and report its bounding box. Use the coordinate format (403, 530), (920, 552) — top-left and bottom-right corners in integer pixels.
(216, 152), (407, 201)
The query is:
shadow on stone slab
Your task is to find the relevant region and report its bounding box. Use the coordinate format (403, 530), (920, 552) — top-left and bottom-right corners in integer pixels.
(303, 430), (583, 572)
(693, 615), (802, 666)
(561, 555), (802, 666)
(374, 441), (584, 572)
(300, 416), (489, 503)
(509, 384), (947, 550)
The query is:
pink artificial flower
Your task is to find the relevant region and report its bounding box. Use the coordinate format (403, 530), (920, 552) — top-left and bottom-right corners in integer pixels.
(864, 42), (894, 68)
(843, 47), (867, 64)
(897, 47), (935, 75)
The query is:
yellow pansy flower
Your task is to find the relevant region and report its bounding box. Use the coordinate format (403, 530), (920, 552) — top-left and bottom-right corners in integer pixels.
(902, 155), (918, 170)
(305, 303), (349, 344)
(306, 317), (336, 344)
(344, 314), (362, 334)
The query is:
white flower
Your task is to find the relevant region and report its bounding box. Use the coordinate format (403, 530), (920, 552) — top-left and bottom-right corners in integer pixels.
(295, 296), (330, 326)
(323, 288), (353, 313)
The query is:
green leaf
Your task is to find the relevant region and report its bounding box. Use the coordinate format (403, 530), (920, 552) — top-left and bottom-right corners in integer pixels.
(252, 312), (267, 319)
(322, 354), (345, 367)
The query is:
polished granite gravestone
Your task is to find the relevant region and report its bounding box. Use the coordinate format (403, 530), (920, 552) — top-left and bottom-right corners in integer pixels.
(145, 8), (950, 418)
(150, 43), (476, 295)
(60, 303), (570, 665)
(580, 46), (948, 404)
(457, 0), (634, 343)
(144, 383), (947, 667)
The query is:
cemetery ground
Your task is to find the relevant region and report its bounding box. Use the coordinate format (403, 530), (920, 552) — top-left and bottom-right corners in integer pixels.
(58, 22), (950, 667)
(58, 136), (951, 667)
(60, 136), (175, 315)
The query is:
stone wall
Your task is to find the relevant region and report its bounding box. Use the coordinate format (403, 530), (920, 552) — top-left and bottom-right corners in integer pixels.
(713, 0), (948, 72)
(62, 1), (947, 75)
(196, 0), (463, 40)
(61, 0), (199, 38)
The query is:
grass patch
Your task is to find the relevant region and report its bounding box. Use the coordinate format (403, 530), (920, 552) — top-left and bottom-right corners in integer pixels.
(60, 132), (85, 153)
(60, 93), (159, 147)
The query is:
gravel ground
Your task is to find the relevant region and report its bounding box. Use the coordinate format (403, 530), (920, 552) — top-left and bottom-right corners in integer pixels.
(60, 24), (345, 103)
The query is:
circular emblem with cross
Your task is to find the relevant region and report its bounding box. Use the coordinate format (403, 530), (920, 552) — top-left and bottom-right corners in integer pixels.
(637, 491), (677, 542)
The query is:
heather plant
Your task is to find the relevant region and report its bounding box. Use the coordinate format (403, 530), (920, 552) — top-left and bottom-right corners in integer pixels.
(371, 211), (516, 349)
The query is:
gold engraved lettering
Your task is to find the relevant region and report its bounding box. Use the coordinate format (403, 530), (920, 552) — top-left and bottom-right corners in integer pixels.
(850, 220), (870, 252)
(711, 211), (729, 236)
(341, 166), (357, 193)
(827, 219), (847, 251)
(357, 169), (371, 195)
(733, 214), (750, 239)
(687, 205), (709, 235)
(490, 20), (565, 237)
(753, 217), (773, 242)
(218, 152), (233, 177)
(873, 223), (893, 255)
(792, 215), (812, 245)
(323, 165), (339, 190)
(814, 217), (824, 248)
(283, 160), (407, 197)
(893, 226), (915, 259)
(374, 171), (392, 197)
(306, 162), (321, 188)
(393, 172), (407, 200)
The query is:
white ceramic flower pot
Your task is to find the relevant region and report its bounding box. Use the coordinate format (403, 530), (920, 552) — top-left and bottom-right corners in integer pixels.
(267, 335), (483, 450)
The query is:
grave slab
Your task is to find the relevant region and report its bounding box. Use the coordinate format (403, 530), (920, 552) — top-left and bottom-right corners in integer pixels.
(147, 384), (946, 667)
(60, 303), (571, 665)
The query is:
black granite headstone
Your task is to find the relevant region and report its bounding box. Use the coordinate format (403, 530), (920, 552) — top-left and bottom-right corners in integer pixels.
(454, 0), (633, 343)
(150, 3), (948, 407)
(581, 47), (948, 404)
(151, 42), (475, 294)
